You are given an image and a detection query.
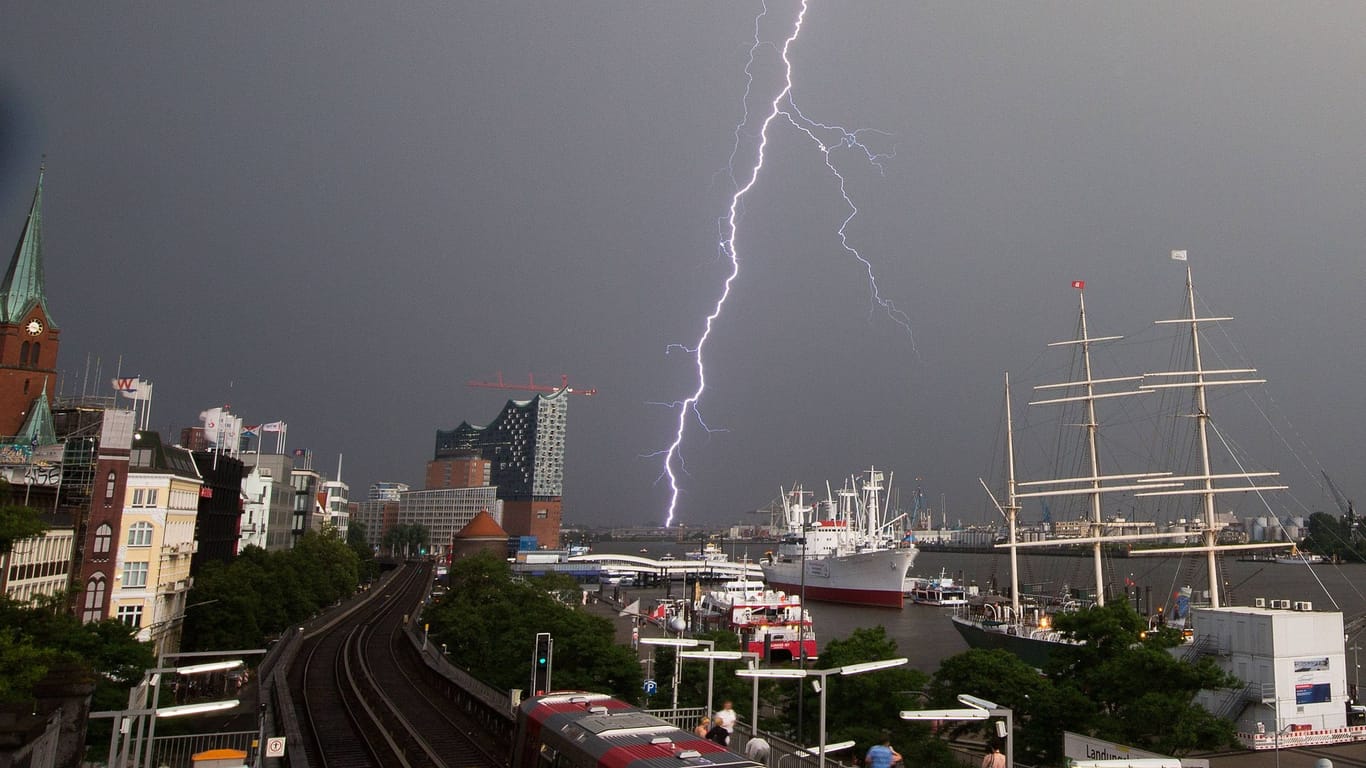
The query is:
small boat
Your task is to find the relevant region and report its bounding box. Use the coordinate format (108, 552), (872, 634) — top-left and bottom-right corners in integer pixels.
(638, 547), (649, 554)
(906, 569), (969, 607)
(1274, 547), (1325, 564)
(685, 542), (730, 563)
(695, 577), (817, 662)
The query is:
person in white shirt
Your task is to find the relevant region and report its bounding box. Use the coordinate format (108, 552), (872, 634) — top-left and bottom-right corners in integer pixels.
(714, 700), (737, 736)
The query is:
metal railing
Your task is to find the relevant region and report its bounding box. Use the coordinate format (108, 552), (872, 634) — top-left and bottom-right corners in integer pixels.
(148, 730), (257, 768)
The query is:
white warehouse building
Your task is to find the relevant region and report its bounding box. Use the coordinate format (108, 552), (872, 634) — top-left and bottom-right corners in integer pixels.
(1187, 605), (1363, 749)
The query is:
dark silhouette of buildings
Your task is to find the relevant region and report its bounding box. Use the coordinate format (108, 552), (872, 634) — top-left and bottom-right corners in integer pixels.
(434, 388), (567, 547)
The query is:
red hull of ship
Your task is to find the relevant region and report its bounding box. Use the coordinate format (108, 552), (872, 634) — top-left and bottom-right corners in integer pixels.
(763, 580), (904, 608)
(744, 638), (818, 659)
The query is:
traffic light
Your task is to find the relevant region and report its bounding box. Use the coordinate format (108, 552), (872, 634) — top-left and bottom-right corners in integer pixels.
(531, 632), (553, 696)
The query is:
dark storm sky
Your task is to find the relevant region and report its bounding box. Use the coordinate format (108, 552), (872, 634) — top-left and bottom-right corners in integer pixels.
(2, 3), (1364, 527)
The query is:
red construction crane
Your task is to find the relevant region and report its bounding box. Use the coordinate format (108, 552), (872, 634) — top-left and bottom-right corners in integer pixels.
(465, 372), (598, 397)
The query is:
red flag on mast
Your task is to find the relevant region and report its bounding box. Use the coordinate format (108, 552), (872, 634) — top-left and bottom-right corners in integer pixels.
(1071, 280), (1085, 289)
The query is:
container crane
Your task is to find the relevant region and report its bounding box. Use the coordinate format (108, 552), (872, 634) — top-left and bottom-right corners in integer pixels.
(465, 372), (597, 397)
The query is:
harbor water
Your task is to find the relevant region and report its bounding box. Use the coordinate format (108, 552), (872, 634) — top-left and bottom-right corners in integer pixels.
(592, 540), (1366, 674)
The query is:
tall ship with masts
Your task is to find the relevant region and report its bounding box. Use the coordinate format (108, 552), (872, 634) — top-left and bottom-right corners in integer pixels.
(952, 265), (1295, 665)
(761, 467), (918, 608)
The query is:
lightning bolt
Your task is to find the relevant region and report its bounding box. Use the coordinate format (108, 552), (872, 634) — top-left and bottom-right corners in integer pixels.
(661, 0), (910, 527)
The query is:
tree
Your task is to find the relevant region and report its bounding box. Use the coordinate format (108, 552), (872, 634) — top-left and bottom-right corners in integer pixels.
(806, 626), (935, 762)
(0, 594), (154, 710)
(1045, 602), (1240, 757)
(1301, 511), (1359, 562)
(347, 521), (379, 581)
(0, 503), (48, 555)
(383, 523), (431, 557)
(929, 648), (1054, 761)
(181, 533), (362, 651)
(425, 552), (641, 701)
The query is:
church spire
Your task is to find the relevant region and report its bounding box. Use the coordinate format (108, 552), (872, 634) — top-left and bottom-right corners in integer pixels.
(1, 165), (56, 326)
(17, 378), (55, 447)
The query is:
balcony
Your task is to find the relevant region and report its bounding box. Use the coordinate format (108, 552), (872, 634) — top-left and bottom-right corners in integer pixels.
(157, 577), (194, 594)
(159, 541), (199, 558)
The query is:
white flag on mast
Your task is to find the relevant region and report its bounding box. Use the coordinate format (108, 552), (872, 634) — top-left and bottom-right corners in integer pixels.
(1171, 249), (1188, 261)
(112, 377), (153, 401)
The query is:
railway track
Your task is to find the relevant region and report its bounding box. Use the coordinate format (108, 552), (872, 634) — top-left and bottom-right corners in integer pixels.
(294, 563), (506, 768)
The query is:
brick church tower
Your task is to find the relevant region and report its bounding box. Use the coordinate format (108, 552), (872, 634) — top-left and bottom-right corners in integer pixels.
(0, 169), (60, 437)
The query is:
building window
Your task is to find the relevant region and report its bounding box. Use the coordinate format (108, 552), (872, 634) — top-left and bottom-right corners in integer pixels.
(31, 342), (39, 366)
(116, 604), (143, 628)
(128, 522), (153, 547)
(19, 341), (28, 367)
(93, 523), (112, 555)
(536, 509), (548, 519)
(146, 489), (159, 507)
(131, 489), (144, 506)
(105, 471), (117, 503)
(83, 573), (106, 623)
(122, 562), (148, 588)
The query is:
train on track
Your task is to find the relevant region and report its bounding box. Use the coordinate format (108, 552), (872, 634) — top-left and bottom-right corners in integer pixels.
(513, 692), (763, 768)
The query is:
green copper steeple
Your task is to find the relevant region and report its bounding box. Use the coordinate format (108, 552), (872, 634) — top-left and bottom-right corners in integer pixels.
(17, 379), (55, 447)
(1, 167), (56, 326)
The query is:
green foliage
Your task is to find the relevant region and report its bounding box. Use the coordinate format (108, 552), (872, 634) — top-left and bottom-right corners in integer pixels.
(181, 532), (361, 651)
(650, 630), (754, 715)
(0, 504), (48, 555)
(928, 601), (1240, 766)
(807, 626), (933, 760)
(425, 552), (641, 701)
(383, 523), (431, 557)
(0, 627), (65, 703)
(1046, 603), (1240, 757)
(0, 595), (153, 707)
(1301, 511), (1361, 562)
(347, 522), (380, 582)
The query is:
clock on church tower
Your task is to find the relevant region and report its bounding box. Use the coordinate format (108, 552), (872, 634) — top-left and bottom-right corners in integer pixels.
(0, 169), (61, 437)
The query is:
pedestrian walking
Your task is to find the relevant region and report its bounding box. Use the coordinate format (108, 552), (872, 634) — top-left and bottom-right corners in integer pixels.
(982, 744), (1006, 768)
(866, 731), (902, 768)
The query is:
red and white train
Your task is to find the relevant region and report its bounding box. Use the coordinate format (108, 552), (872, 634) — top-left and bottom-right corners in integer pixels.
(513, 692), (762, 768)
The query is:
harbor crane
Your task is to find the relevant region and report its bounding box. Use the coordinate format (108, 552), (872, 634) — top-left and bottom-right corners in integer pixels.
(1322, 471), (1355, 517)
(465, 372), (597, 397)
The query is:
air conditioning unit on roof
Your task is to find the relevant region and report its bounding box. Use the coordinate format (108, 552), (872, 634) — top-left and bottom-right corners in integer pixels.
(1270, 599), (1292, 609)
(1293, 601), (1313, 611)
(1254, 597), (1266, 607)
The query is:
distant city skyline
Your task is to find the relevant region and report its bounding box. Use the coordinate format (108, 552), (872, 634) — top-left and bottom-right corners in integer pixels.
(4, 3), (1365, 526)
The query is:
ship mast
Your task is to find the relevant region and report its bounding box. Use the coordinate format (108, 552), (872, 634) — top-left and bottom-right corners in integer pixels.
(1133, 265), (1291, 607)
(862, 467), (885, 542)
(1010, 287), (1181, 606)
(1004, 373), (1021, 621)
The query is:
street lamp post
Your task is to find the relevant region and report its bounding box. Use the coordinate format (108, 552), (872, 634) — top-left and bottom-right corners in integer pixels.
(1350, 641), (1361, 699)
(640, 637), (714, 712)
(901, 693), (1013, 768)
(740, 657), (907, 768)
(679, 649), (747, 718)
(797, 530), (808, 745)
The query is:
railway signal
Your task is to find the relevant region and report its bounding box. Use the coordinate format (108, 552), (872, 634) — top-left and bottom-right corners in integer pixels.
(532, 633), (553, 696)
